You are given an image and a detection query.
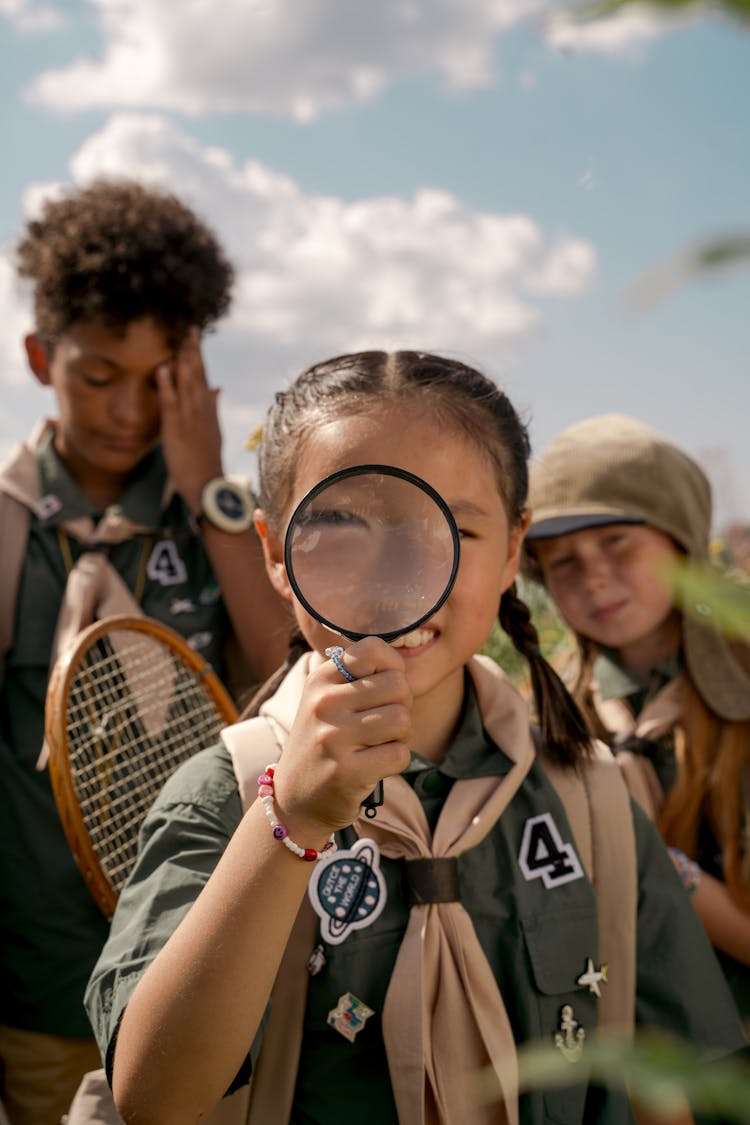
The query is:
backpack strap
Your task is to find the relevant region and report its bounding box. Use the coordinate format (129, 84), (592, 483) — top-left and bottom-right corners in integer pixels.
(541, 737), (637, 1034)
(220, 714), (317, 1125)
(220, 716), (285, 811)
(0, 490), (31, 693)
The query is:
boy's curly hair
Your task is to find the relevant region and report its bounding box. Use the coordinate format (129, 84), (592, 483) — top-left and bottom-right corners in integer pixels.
(16, 178), (234, 348)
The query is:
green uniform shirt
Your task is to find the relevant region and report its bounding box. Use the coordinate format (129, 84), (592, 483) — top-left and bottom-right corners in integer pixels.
(86, 683), (746, 1124)
(596, 649), (750, 1023)
(0, 431), (231, 1035)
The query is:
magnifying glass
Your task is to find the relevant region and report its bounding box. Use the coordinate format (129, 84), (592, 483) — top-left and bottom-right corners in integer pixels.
(284, 464), (460, 816)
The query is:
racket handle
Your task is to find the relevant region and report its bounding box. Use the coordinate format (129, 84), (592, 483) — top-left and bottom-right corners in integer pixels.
(361, 780), (384, 819)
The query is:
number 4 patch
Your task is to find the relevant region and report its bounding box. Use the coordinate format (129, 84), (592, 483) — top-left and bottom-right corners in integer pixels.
(146, 540), (188, 587)
(518, 813), (584, 889)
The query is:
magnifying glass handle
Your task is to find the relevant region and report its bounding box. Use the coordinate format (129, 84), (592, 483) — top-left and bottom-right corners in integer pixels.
(361, 780), (384, 818)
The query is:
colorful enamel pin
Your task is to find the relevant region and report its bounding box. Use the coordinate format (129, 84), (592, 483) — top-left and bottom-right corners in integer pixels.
(577, 957), (608, 998)
(308, 837), (387, 944)
(554, 1004), (586, 1062)
(327, 992), (375, 1042)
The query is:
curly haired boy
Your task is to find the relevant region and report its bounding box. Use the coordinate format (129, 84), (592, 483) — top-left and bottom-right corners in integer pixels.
(0, 179), (289, 1125)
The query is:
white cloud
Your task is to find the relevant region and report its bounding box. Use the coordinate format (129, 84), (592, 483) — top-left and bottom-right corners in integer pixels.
(73, 113), (594, 342)
(0, 0), (63, 32)
(2, 114), (597, 459)
(545, 4), (697, 56)
(0, 254), (33, 386)
(23, 0), (544, 119)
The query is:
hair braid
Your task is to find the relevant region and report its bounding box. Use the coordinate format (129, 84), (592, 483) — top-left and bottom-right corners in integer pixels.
(499, 585), (592, 768)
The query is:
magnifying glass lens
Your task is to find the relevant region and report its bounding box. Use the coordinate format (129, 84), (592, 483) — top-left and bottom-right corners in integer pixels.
(286, 470), (458, 640)
(284, 465), (460, 816)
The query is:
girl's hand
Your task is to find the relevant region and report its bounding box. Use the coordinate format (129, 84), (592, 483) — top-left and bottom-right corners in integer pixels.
(272, 636), (412, 837)
(157, 326), (223, 512)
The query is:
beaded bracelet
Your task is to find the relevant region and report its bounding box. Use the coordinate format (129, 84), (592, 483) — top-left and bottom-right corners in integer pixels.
(258, 764), (336, 862)
(669, 847), (702, 897)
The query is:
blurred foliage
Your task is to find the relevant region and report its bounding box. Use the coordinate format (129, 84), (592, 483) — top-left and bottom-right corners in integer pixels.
(476, 1030), (750, 1120)
(661, 554), (750, 639)
(566, 0), (750, 26)
(625, 233), (750, 312)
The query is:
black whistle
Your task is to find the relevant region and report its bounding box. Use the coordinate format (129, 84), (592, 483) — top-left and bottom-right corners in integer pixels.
(361, 780), (384, 818)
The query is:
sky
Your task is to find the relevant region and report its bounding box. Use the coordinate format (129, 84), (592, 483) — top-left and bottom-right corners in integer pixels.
(1, 0), (749, 530)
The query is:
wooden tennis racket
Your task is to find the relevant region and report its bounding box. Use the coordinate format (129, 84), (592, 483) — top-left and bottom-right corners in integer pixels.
(46, 614), (238, 919)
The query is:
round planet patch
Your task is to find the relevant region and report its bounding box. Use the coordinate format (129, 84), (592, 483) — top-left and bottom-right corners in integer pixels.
(308, 837), (387, 944)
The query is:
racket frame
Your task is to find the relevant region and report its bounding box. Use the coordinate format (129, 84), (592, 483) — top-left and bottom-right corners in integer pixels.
(46, 614), (238, 918)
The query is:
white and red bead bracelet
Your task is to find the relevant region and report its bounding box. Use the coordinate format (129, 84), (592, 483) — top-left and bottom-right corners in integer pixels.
(258, 764), (336, 862)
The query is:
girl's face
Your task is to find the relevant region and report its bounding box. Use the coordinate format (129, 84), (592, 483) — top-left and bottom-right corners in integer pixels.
(532, 523), (681, 674)
(259, 402), (527, 725)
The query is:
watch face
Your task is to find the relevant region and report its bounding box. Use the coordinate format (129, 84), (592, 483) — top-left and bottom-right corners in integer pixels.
(216, 486), (245, 519)
(202, 477), (254, 532)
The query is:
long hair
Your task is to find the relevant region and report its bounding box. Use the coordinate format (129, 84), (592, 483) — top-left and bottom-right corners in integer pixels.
(661, 680), (750, 910)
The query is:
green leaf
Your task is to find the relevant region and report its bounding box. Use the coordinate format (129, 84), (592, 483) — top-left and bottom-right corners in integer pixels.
(565, 0), (750, 26)
(660, 557), (750, 639)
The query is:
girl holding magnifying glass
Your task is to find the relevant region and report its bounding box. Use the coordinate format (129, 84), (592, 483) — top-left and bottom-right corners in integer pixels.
(85, 351), (745, 1125)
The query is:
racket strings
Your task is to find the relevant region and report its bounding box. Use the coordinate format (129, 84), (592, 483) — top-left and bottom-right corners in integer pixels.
(64, 632), (229, 893)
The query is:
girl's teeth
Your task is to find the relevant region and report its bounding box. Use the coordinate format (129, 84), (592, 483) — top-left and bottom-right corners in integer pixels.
(392, 629), (433, 649)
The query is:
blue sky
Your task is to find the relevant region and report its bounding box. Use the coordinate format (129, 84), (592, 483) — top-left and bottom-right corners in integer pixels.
(1, 0), (749, 528)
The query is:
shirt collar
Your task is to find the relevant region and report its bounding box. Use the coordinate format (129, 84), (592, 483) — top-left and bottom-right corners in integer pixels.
(594, 647), (682, 704)
(405, 673), (514, 781)
(36, 428), (169, 528)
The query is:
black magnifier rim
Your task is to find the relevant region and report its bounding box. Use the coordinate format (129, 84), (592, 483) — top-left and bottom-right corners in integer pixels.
(283, 463), (461, 642)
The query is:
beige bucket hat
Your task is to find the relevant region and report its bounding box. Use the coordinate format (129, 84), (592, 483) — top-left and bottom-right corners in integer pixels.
(526, 414), (750, 722)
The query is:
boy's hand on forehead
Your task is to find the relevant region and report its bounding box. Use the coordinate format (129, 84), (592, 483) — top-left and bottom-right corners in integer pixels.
(157, 326), (224, 513)
(273, 636), (412, 836)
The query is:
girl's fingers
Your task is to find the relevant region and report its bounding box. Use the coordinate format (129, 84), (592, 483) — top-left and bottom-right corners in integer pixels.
(322, 635), (406, 684)
(354, 701), (412, 747)
(322, 666), (411, 711)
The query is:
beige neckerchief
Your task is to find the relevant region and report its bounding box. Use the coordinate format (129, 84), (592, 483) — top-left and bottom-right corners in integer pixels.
(224, 653), (637, 1125)
(0, 421), (162, 768)
(593, 675), (685, 822)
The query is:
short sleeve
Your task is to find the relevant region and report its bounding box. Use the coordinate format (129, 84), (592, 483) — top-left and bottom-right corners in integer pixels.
(633, 801), (747, 1057)
(83, 743), (250, 1084)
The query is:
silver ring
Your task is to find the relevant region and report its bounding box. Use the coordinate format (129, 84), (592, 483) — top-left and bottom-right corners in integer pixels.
(325, 645), (357, 683)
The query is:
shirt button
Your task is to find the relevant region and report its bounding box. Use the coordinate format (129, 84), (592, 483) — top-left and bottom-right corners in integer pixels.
(418, 770), (446, 796)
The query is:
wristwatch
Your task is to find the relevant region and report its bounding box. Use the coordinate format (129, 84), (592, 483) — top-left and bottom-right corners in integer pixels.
(198, 477), (255, 533)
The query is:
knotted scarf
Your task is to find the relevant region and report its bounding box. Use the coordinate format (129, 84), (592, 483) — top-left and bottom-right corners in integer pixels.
(593, 677), (684, 821)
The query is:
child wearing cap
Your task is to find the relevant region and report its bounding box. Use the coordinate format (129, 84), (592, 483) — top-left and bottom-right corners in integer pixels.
(524, 414), (750, 1027)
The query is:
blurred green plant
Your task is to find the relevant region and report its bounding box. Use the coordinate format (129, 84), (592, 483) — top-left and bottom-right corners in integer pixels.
(476, 1029), (750, 1120)
(565, 0), (750, 27)
(661, 556), (750, 639)
(625, 233), (750, 312)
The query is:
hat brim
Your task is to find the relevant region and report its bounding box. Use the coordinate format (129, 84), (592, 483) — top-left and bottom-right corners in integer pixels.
(526, 513), (644, 540)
